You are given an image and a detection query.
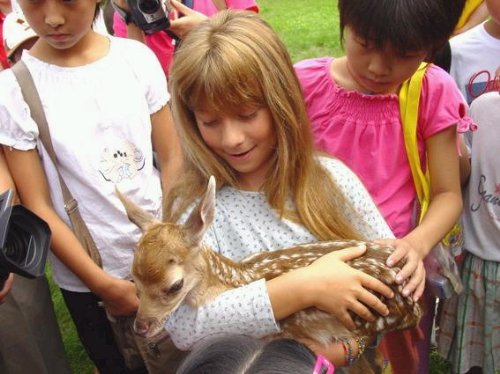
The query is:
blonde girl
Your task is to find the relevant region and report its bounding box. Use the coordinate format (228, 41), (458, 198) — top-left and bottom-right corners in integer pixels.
(163, 10), (395, 368)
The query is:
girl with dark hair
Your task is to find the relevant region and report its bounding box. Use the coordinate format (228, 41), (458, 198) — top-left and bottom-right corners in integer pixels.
(177, 335), (341, 374)
(294, 0), (472, 373)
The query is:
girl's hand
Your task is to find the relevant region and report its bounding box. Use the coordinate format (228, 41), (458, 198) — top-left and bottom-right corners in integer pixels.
(99, 277), (139, 316)
(168, 0), (208, 39)
(0, 273), (14, 303)
(377, 238), (426, 301)
(303, 245), (393, 330)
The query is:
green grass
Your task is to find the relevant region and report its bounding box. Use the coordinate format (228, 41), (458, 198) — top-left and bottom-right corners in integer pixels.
(49, 1), (451, 373)
(258, 0), (342, 62)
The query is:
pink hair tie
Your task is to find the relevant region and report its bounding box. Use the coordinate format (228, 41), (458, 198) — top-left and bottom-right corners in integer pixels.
(313, 354), (335, 374)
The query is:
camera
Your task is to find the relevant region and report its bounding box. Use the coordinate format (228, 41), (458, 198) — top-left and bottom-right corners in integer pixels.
(127, 0), (170, 35)
(0, 189), (50, 290)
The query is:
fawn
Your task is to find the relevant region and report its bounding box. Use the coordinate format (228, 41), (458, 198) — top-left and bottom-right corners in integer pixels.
(118, 177), (423, 373)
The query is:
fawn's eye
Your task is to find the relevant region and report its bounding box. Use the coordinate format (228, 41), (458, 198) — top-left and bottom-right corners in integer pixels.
(167, 279), (184, 295)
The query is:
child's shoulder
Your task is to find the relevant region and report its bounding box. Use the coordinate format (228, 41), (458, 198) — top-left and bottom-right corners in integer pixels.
(110, 35), (155, 55)
(423, 64), (460, 92)
(294, 57), (333, 70)
(450, 22), (490, 47)
(0, 68), (22, 105)
(109, 36), (165, 75)
(294, 57), (334, 93)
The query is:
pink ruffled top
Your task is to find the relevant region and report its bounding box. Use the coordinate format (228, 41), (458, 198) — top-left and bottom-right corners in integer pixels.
(295, 57), (475, 238)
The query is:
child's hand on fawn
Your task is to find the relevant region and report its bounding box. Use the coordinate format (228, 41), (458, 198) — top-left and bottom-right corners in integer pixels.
(100, 277), (140, 317)
(377, 238), (426, 301)
(300, 245), (393, 330)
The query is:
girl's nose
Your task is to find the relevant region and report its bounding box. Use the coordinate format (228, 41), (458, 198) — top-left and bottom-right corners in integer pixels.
(45, 5), (65, 28)
(220, 120), (245, 148)
(367, 54), (391, 77)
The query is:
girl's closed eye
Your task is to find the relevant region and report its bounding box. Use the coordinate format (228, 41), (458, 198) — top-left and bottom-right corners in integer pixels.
(238, 109), (258, 121)
(200, 118), (219, 127)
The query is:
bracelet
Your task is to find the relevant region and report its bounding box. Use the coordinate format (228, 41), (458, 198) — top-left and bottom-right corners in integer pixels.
(340, 339), (349, 366)
(354, 336), (367, 360)
(339, 338), (355, 366)
(339, 336), (366, 366)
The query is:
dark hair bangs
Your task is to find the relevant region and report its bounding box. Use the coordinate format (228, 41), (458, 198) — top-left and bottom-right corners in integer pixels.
(339, 0), (463, 55)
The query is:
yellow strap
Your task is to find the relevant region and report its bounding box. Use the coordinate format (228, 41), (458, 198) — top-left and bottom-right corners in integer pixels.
(399, 62), (430, 223)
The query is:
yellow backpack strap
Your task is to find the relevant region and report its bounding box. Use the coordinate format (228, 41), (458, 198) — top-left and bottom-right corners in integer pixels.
(399, 62), (430, 223)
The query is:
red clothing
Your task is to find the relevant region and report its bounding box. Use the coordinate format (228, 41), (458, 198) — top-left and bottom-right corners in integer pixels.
(0, 11), (10, 70)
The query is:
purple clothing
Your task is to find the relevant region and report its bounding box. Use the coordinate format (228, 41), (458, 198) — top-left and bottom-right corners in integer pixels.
(295, 57), (471, 238)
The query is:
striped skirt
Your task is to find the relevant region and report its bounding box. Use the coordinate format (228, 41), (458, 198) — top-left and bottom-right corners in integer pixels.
(437, 251), (500, 374)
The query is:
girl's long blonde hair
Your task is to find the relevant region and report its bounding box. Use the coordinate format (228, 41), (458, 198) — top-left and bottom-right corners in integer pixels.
(167, 10), (363, 241)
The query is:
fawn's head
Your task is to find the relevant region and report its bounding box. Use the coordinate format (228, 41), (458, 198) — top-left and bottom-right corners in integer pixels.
(117, 177), (216, 338)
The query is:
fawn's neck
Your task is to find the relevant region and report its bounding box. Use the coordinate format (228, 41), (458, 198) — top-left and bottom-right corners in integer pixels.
(201, 248), (262, 287)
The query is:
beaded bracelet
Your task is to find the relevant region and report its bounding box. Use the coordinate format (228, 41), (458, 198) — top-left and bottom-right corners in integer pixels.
(354, 336), (367, 360)
(339, 338), (355, 366)
(339, 336), (367, 366)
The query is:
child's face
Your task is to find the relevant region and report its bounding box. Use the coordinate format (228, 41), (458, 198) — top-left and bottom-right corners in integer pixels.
(343, 26), (427, 94)
(18, 0), (98, 52)
(194, 104), (277, 191)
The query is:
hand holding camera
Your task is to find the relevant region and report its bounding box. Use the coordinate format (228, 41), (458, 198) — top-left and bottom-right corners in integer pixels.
(112, 0), (171, 34)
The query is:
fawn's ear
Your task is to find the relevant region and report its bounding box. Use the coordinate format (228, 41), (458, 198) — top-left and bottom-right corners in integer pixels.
(183, 176), (216, 247)
(116, 187), (160, 231)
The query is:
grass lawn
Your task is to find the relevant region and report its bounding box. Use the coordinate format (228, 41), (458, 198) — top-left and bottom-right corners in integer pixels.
(49, 0), (451, 373)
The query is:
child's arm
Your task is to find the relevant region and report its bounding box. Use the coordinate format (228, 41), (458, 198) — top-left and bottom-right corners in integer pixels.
(2, 147), (139, 316)
(459, 135), (471, 186)
(384, 127), (462, 300)
(151, 104), (183, 194)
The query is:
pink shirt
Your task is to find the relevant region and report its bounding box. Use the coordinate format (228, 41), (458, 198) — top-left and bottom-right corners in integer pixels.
(295, 58), (471, 238)
(113, 1), (258, 76)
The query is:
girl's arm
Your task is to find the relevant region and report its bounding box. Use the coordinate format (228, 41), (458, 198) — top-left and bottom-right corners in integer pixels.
(384, 126), (462, 300)
(459, 135), (471, 187)
(2, 146), (139, 316)
(151, 104), (183, 195)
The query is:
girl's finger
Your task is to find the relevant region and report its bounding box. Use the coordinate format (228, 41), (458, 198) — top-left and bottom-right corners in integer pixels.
(386, 246), (408, 267)
(395, 259), (418, 284)
(336, 310), (356, 331)
(402, 263), (424, 296)
(357, 288), (390, 317)
(329, 244), (367, 262)
(361, 273), (394, 300)
(413, 276), (426, 302)
(349, 299), (375, 322)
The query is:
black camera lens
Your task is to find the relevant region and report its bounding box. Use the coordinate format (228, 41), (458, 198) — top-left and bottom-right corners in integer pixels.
(138, 0), (161, 14)
(4, 224), (34, 266)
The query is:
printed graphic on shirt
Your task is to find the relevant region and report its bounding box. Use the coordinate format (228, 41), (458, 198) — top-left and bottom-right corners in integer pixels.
(99, 141), (145, 183)
(464, 70), (500, 104)
(470, 174), (500, 220)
